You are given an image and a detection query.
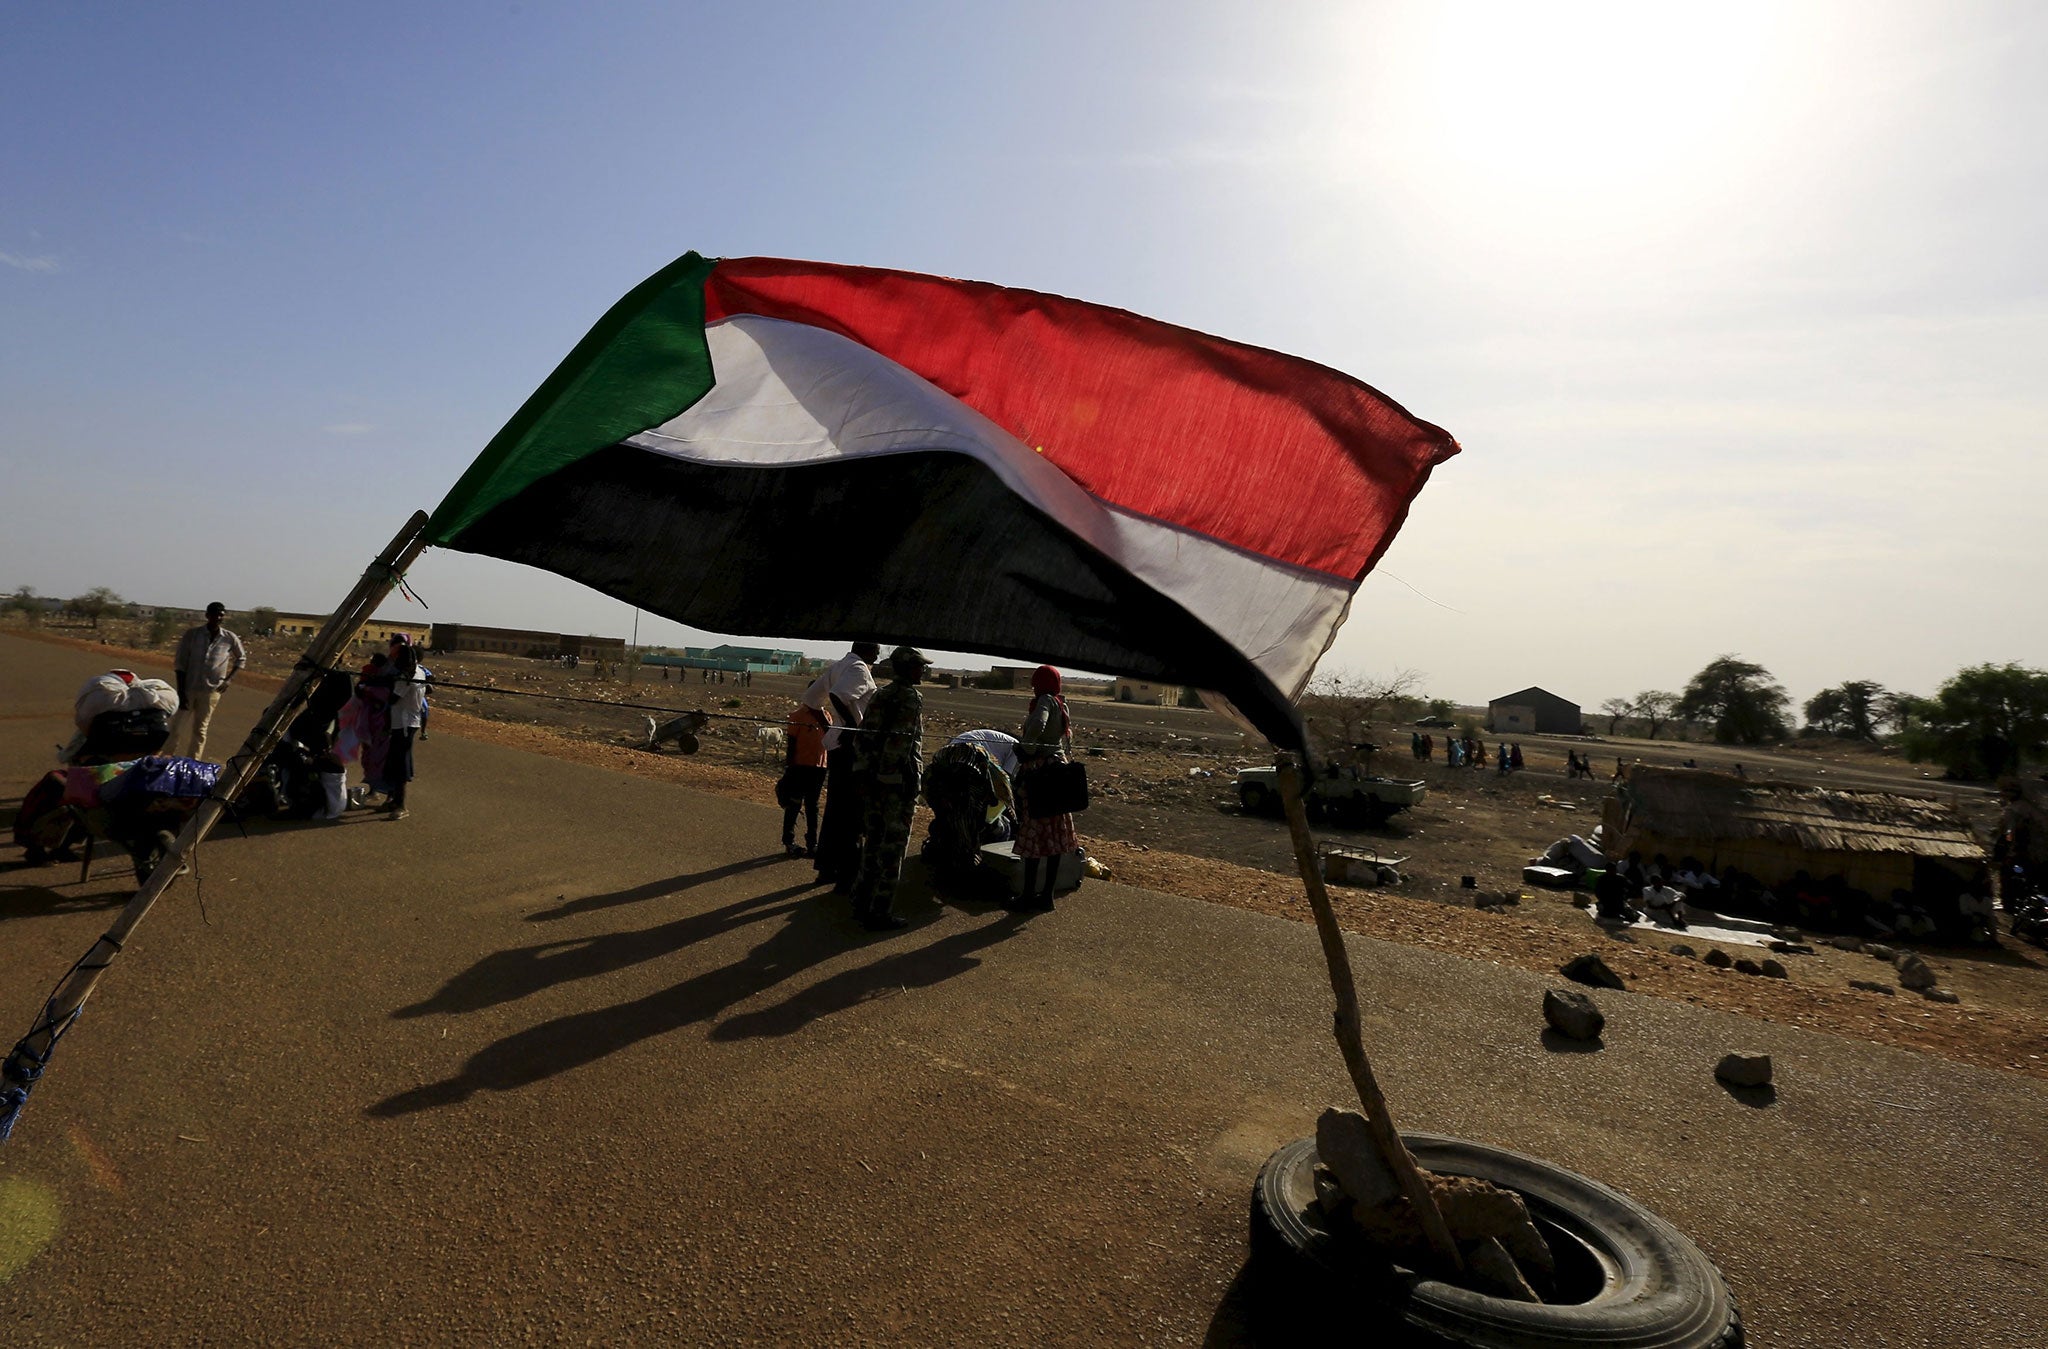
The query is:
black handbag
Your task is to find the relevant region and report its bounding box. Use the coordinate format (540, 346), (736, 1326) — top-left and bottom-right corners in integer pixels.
(1020, 759), (1090, 815)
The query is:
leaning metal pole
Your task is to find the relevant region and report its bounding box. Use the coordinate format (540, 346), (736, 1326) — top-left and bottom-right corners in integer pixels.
(1275, 752), (1462, 1268)
(0, 510), (433, 1142)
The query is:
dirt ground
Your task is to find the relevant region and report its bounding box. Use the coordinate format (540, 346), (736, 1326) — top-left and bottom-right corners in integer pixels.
(15, 616), (2045, 1084)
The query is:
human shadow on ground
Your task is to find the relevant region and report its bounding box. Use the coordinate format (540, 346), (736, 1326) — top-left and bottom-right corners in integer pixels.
(0, 879), (131, 923)
(524, 854), (787, 923)
(708, 909), (1027, 1040)
(392, 876), (817, 1019)
(367, 899), (1023, 1117)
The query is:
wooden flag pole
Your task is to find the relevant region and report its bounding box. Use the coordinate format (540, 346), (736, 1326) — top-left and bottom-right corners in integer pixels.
(0, 510), (433, 1142)
(1275, 752), (1462, 1268)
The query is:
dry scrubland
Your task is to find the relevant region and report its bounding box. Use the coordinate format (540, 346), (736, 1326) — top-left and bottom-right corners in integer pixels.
(11, 615), (2045, 1083)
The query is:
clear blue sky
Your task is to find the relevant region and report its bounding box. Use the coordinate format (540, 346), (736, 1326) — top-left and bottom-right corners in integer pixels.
(4, 1), (2043, 710)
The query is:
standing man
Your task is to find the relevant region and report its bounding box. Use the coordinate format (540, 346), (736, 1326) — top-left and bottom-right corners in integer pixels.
(171, 601), (246, 761)
(848, 647), (932, 931)
(382, 636), (429, 821)
(805, 641), (882, 890)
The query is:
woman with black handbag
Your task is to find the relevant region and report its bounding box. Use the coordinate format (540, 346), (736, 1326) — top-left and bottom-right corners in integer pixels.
(1012, 665), (1080, 912)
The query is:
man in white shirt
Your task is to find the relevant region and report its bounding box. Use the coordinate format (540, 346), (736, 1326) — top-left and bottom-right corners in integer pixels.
(171, 601), (247, 761)
(381, 639), (430, 821)
(805, 642), (881, 888)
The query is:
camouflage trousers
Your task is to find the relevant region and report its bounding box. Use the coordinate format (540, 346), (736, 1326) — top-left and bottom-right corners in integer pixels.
(851, 784), (918, 916)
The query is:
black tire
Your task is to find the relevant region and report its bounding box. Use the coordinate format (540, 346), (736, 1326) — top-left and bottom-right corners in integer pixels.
(1251, 1135), (1741, 1349)
(1240, 783), (1274, 816)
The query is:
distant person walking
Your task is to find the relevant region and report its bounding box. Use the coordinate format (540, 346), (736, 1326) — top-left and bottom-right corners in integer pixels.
(806, 642), (882, 889)
(170, 601), (246, 761)
(848, 647), (932, 930)
(1012, 665), (1079, 913)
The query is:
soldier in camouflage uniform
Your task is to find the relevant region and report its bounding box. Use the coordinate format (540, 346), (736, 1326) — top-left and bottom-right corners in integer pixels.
(848, 646), (932, 931)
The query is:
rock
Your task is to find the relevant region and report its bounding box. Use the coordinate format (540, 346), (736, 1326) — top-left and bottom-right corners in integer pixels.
(1896, 954), (1938, 990)
(1715, 1051), (1773, 1088)
(1734, 958), (1765, 976)
(1759, 958), (1789, 979)
(1315, 1108), (1402, 1211)
(1668, 943), (1697, 958)
(1312, 1163), (1350, 1214)
(1704, 949), (1733, 968)
(1431, 1174), (1553, 1279)
(1830, 935), (1866, 953)
(1849, 979), (1896, 995)
(1769, 941), (1814, 956)
(1543, 988), (1605, 1041)
(1866, 943), (1896, 961)
(1921, 987), (1961, 1004)
(1560, 953), (1625, 990)
(1460, 1235), (1542, 1303)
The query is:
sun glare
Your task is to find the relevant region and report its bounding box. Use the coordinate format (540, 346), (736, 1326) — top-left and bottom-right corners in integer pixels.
(1388, 2), (1793, 219)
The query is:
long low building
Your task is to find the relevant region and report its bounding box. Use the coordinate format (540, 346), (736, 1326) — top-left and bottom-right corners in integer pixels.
(643, 644), (805, 673)
(275, 611), (432, 650)
(429, 622), (624, 661)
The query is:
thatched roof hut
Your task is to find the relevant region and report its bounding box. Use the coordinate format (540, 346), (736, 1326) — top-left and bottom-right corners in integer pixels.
(1603, 766), (1988, 898)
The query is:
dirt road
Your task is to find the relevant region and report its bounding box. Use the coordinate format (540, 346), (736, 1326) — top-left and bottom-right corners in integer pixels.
(4, 634), (2045, 1346)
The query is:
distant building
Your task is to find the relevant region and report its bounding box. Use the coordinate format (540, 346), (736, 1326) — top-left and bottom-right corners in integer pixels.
(1112, 678), (1203, 708)
(643, 644), (803, 674)
(1488, 687), (1582, 735)
(428, 623), (623, 661)
(278, 611), (432, 651)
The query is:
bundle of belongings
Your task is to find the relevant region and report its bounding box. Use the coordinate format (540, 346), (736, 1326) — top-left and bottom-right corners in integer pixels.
(12, 670), (213, 881)
(61, 669), (179, 764)
(17, 754), (220, 883)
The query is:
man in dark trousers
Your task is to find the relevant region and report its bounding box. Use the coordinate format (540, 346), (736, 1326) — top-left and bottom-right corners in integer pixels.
(848, 647), (931, 931)
(806, 641), (881, 890)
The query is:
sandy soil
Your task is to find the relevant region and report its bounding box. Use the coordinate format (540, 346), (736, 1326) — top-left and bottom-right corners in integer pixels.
(15, 617), (2044, 1083)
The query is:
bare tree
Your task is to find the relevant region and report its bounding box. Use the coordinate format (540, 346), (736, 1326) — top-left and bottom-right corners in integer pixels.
(1303, 668), (1423, 750)
(1599, 696), (1633, 735)
(1631, 690), (1679, 740)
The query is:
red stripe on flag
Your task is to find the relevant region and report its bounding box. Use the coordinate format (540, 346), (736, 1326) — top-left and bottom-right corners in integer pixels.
(704, 258), (1457, 581)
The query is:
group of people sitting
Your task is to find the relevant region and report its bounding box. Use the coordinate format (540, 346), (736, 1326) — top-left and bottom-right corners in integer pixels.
(1534, 829), (1999, 944)
(1411, 733), (1525, 773)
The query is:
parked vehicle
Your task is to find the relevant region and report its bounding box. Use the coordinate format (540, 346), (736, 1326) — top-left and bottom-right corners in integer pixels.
(1236, 759), (1427, 826)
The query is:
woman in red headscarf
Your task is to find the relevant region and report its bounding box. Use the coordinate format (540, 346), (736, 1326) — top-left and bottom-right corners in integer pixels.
(1012, 665), (1078, 911)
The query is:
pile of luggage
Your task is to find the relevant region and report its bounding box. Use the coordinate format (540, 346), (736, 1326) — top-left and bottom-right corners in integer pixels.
(12, 670), (217, 884)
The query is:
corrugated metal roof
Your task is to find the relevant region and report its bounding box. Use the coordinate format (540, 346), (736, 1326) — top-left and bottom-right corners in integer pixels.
(1617, 766), (1983, 859)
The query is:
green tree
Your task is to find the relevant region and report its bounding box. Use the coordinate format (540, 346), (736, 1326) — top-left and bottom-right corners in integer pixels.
(246, 605), (279, 635)
(1804, 679), (1886, 739)
(148, 609), (182, 645)
(1631, 690), (1679, 740)
(7, 584), (39, 626)
(1901, 663), (2048, 780)
(1679, 655), (1791, 744)
(1426, 697), (1456, 720)
(1878, 690), (1930, 737)
(68, 586), (124, 631)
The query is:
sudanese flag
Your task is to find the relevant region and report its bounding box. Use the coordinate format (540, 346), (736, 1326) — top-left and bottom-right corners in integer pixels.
(427, 253), (1458, 748)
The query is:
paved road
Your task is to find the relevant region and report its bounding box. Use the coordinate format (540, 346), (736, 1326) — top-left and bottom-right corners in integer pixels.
(2, 634), (2043, 1346)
